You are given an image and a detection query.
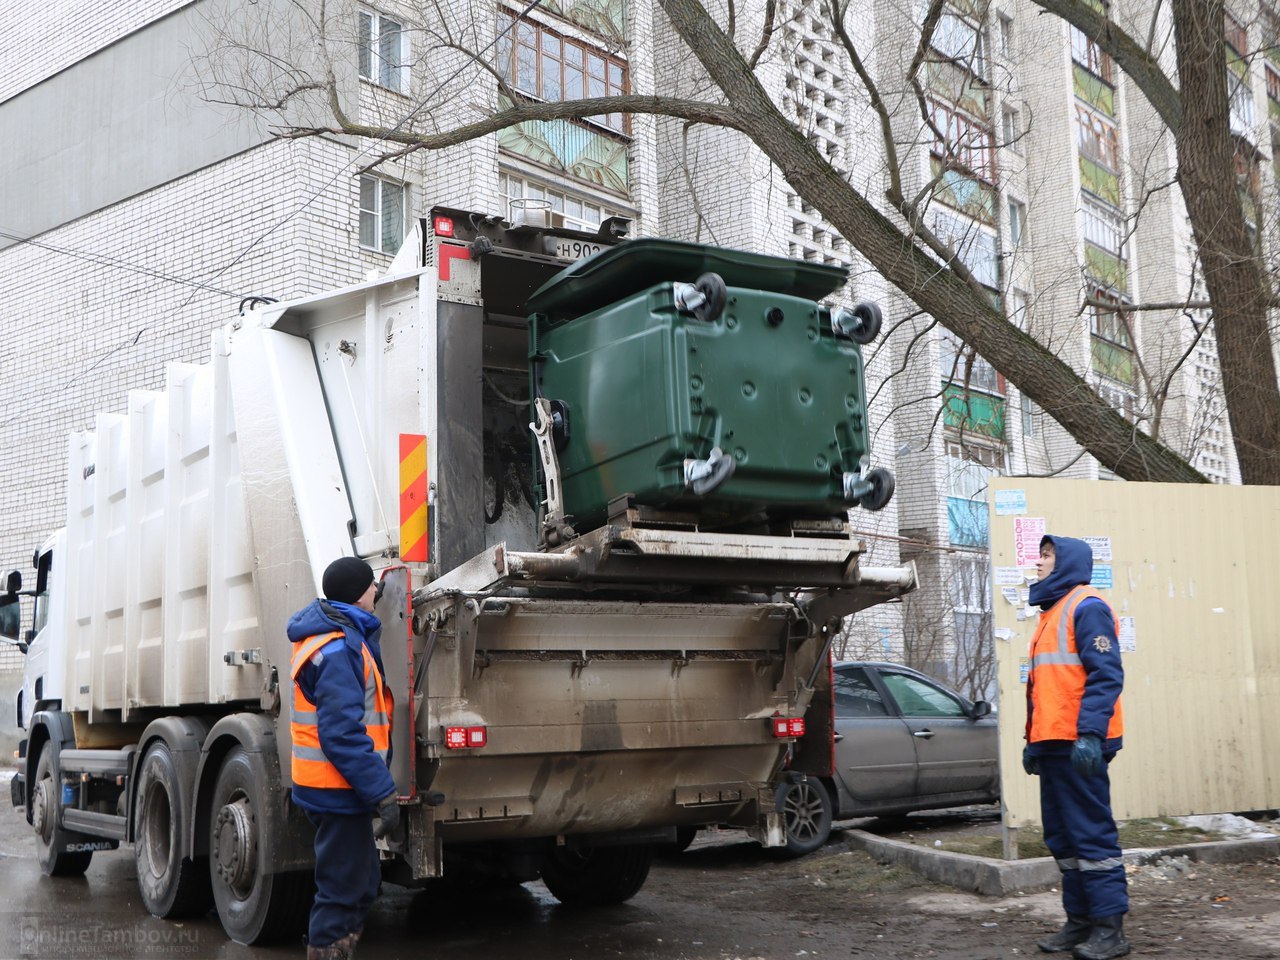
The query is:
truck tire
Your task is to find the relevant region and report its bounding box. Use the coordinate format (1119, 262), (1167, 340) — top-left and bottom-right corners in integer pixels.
(539, 843), (652, 906)
(208, 746), (312, 944)
(134, 741), (212, 918)
(775, 778), (833, 858)
(32, 742), (93, 877)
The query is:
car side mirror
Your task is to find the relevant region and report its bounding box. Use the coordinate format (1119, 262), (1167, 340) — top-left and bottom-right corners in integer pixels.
(4, 570), (19, 595)
(969, 700), (992, 719)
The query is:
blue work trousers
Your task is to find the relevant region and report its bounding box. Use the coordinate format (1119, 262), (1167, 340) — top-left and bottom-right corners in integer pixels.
(1039, 753), (1128, 918)
(307, 810), (381, 947)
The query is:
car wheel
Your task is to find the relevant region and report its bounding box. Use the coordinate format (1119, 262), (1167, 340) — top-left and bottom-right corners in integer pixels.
(777, 779), (833, 858)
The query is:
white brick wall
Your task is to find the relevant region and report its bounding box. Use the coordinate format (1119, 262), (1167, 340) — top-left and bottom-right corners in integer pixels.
(0, 137), (375, 626)
(0, 0), (190, 102)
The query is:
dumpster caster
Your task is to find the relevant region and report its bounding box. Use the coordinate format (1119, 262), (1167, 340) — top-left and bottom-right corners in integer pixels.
(674, 273), (727, 323)
(857, 467), (895, 511)
(832, 301), (882, 344)
(693, 273), (727, 322)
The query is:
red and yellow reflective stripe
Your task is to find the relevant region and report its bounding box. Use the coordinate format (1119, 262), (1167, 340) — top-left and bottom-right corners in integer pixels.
(399, 433), (429, 562)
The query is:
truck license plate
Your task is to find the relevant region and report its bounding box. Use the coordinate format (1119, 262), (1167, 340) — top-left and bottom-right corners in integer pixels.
(555, 239), (604, 261)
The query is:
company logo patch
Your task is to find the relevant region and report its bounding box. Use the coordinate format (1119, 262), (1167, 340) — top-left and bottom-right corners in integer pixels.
(1092, 636), (1113, 653)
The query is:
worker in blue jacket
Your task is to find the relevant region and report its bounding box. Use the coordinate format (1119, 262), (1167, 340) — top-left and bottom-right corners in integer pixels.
(1024, 535), (1128, 959)
(289, 557), (398, 960)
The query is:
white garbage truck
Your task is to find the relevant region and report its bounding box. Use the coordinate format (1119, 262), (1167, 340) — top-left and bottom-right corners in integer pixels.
(8, 207), (915, 944)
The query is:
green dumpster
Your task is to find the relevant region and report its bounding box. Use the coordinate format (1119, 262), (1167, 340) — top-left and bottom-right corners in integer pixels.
(528, 239), (893, 532)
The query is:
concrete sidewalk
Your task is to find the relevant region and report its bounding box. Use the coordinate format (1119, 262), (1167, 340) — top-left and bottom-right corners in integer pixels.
(838, 829), (1280, 897)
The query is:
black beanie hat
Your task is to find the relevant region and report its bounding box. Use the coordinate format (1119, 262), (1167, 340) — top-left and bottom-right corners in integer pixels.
(322, 557), (375, 604)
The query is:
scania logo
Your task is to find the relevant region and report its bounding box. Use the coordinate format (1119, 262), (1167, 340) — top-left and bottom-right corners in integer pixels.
(65, 841), (113, 852)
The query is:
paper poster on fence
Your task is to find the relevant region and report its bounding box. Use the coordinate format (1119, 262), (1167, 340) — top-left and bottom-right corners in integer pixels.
(994, 566), (1023, 586)
(994, 489), (1028, 515)
(1118, 616), (1136, 653)
(1091, 564), (1113, 589)
(1084, 536), (1113, 563)
(1014, 516), (1047, 567)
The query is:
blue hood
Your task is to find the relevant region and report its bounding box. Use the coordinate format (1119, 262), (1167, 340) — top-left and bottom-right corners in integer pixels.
(287, 598), (380, 645)
(1028, 535), (1093, 609)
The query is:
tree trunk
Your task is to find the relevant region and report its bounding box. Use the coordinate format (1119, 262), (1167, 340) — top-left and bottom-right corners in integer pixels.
(658, 0), (1207, 483)
(1172, 0), (1280, 485)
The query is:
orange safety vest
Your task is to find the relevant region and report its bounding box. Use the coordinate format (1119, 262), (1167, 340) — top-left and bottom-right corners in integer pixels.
(290, 630), (393, 790)
(1027, 585), (1123, 743)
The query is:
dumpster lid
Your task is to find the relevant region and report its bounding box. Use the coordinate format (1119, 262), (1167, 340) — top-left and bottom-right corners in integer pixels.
(527, 238), (848, 319)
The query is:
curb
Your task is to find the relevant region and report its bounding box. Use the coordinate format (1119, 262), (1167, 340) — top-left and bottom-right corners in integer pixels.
(838, 830), (1280, 897)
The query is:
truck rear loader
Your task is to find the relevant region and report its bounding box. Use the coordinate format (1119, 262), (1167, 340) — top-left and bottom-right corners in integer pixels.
(7, 208), (915, 944)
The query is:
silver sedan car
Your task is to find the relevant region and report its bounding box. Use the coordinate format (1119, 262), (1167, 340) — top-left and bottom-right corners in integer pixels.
(778, 661), (999, 856)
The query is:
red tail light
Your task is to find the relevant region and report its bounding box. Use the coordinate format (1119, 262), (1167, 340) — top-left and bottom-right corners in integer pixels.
(433, 215), (455, 238)
(771, 716), (806, 738)
(445, 725), (488, 749)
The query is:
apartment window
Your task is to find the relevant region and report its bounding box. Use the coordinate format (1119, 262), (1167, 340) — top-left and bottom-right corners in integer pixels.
(939, 331), (1003, 395)
(1020, 392), (1037, 437)
(934, 209), (1000, 289)
(945, 439), (1005, 548)
(1088, 285), (1137, 391)
(1007, 198), (1026, 246)
(359, 9), (408, 93)
(1224, 12), (1248, 57)
(1001, 105), (1023, 153)
(1088, 287), (1131, 348)
(1229, 70), (1256, 134)
(932, 8), (987, 81)
(928, 99), (996, 183)
(997, 12), (1014, 59)
(1071, 26), (1114, 85)
(1267, 64), (1280, 104)
(498, 171), (626, 231)
(1075, 103), (1119, 170)
(359, 175), (406, 253)
(497, 14), (630, 133)
(1080, 195), (1124, 260)
(1007, 287), (1030, 330)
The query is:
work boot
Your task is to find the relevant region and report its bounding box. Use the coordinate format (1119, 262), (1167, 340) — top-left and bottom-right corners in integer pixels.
(1037, 914), (1092, 953)
(1072, 914), (1131, 960)
(305, 938), (355, 960)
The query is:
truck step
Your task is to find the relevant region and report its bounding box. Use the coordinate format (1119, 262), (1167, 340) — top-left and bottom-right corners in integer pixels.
(59, 747), (135, 779)
(63, 808), (129, 841)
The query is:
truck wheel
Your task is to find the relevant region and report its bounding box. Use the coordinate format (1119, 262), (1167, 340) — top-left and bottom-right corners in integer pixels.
(539, 843), (653, 906)
(32, 742), (92, 877)
(134, 741), (212, 918)
(776, 778), (833, 858)
(208, 746), (312, 944)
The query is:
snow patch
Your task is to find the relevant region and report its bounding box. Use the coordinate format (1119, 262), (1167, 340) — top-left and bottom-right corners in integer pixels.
(1174, 813), (1278, 840)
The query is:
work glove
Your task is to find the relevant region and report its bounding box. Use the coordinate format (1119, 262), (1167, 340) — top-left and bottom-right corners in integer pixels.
(1022, 746), (1040, 776)
(1071, 734), (1104, 777)
(373, 793), (401, 839)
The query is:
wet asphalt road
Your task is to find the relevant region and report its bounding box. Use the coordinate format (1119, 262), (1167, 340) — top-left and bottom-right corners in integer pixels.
(0, 768), (1004, 960)
(0, 767), (835, 960)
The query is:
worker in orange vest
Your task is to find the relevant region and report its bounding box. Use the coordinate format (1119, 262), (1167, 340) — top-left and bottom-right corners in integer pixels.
(289, 557), (398, 960)
(1024, 535), (1129, 960)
